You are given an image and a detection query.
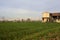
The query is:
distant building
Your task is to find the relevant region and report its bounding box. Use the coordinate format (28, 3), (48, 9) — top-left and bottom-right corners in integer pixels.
(42, 12), (60, 23)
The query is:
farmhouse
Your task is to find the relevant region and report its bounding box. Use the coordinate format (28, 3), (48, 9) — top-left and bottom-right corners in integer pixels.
(42, 12), (60, 23)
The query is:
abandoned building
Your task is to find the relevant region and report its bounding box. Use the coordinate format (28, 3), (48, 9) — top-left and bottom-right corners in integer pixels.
(42, 12), (60, 23)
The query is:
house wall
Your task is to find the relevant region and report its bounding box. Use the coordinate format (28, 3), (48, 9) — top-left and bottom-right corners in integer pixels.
(42, 12), (50, 22)
(56, 19), (60, 23)
(42, 12), (60, 23)
(42, 18), (48, 22)
(51, 13), (60, 23)
(42, 12), (50, 17)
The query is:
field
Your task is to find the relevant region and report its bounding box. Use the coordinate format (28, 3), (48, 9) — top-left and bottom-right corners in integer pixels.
(0, 21), (60, 40)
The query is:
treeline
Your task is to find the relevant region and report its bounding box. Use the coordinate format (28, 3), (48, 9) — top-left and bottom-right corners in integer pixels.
(0, 18), (41, 22)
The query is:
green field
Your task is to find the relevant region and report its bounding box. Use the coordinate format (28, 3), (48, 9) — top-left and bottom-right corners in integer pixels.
(0, 22), (60, 40)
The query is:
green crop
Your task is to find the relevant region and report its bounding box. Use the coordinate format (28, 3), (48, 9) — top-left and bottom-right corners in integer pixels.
(0, 22), (60, 40)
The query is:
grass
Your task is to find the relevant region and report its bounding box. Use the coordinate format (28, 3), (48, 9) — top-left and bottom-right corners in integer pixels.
(0, 21), (60, 40)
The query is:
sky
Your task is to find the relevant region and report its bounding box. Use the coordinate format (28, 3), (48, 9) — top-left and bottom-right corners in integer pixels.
(0, 0), (60, 20)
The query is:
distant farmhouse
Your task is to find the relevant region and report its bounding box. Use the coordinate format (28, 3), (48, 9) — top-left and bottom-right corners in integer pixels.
(42, 12), (60, 23)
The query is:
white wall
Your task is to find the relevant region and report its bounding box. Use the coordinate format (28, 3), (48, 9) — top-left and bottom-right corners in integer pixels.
(42, 12), (50, 17)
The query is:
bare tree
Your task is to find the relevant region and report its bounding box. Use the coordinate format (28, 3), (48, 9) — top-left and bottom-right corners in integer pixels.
(21, 19), (24, 22)
(2, 17), (5, 22)
(27, 18), (31, 22)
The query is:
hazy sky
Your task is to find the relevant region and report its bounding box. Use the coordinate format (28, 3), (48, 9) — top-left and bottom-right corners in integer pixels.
(0, 0), (60, 19)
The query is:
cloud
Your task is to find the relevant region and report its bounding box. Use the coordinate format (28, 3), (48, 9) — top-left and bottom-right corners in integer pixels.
(0, 7), (39, 14)
(0, 7), (41, 19)
(0, 0), (60, 12)
(0, 0), (60, 19)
